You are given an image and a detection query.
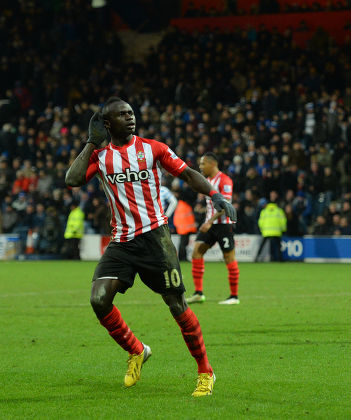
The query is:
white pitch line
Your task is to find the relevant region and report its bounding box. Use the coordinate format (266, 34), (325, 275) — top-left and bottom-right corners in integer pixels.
(0, 289), (87, 298)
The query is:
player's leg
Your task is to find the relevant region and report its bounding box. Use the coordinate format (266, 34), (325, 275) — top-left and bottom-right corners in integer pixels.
(90, 242), (151, 387)
(162, 293), (215, 397)
(137, 225), (214, 396)
(218, 249), (240, 305)
(216, 225), (240, 304)
(91, 277), (143, 355)
(187, 241), (210, 303)
(90, 277), (126, 318)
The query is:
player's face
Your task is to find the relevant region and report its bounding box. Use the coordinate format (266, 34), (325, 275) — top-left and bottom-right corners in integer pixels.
(199, 156), (213, 177)
(104, 102), (136, 139)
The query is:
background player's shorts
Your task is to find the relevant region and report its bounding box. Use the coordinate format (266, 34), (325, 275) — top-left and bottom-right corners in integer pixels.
(196, 224), (235, 252)
(92, 224), (185, 296)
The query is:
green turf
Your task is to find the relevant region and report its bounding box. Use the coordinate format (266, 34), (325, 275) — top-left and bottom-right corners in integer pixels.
(0, 261), (350, 419)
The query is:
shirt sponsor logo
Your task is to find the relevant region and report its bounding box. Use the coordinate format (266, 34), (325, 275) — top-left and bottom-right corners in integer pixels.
(106, 168), (150, 183)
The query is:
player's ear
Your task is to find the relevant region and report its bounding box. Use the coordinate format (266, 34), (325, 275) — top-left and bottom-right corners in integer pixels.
(104, 119), (111, 129)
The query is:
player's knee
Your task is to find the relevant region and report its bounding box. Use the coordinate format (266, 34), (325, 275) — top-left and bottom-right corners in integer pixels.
(192, 248), (203, 259)
(192, 242), (207, 259)
(90, 290), (108, 312)
(163, 294), (188, 317)
(223, 251), (235, 264)
(192, 250), (199, 259)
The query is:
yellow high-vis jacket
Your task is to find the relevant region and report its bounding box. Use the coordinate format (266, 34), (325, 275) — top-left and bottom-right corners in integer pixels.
(64, 207), (85, 239)
(258, 203), (287, 237)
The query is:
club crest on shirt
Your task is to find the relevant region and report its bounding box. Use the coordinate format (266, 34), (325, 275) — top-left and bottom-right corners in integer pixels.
(137, 151), (146, 162)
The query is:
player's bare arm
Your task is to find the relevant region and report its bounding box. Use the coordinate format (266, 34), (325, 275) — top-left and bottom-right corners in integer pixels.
(65, 112), (108, 187)
(65, 143), (95, 187)
(199, 210), (225, 233)
(179, 167), (214, 194)
(179, 167), (237, 222)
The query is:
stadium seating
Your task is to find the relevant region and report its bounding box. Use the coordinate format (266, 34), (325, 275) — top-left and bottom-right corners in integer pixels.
(0, 0), (350, 256)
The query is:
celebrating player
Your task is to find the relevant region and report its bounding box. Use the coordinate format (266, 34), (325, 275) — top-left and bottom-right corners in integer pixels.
(65, 97), (236, 397)
(186, 152), (240, 305)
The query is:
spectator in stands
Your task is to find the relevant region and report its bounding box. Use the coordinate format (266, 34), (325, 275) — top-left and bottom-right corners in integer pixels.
(311, 215), (330, 235)
(284, 203), (301, 236)
(324, 202), (340, 225)
(14, 203), (35, 253)
(330, 214), (342, 235)
(37, 207), (63, 254)
(321, 166), (338, 206)
(86, 197), (110, 235)
(0, 158), (11, 201)
(12, 192), (28, 216)
(341, 200), (351, 222)
(338, 216), (351, 235)
(2, 205), (18, 234)
(36, 169), (53, 195)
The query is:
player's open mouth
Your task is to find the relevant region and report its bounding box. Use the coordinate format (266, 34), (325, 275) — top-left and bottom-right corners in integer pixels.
(127, 123), (135, 129)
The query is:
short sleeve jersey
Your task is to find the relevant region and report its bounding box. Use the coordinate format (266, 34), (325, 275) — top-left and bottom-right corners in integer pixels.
(86, 135), (187, 242)
(205, 171), (234, 225)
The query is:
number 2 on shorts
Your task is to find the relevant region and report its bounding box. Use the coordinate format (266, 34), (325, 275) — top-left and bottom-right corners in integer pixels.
(164, 268), (181, 288)
(223, 237), (230, 248)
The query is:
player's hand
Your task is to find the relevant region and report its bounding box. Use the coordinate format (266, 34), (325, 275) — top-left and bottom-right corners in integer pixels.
(211, 193), (237, 223)
(199, 222), (212, 233)
(87, 112), (108, 147)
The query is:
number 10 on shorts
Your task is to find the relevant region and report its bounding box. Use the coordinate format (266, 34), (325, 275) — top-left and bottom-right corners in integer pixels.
(164, 268), (181, 288)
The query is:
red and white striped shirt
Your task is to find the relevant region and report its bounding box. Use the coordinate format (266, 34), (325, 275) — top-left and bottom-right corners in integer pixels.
(86, 135), (187, 242)
(205, 171), (233, 225)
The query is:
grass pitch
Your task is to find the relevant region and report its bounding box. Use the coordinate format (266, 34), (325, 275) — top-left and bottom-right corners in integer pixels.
(0, 261), (350, 419)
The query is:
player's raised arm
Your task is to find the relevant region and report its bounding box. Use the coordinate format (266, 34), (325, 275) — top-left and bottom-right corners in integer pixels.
(178, 167), (237, 222)
(65, 112), (107, 187)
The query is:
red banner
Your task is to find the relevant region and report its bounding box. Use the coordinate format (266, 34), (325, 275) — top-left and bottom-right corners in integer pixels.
(237, 0), (345, 14)
(171, 10), (351, 46)
(182, 0), (226, 15)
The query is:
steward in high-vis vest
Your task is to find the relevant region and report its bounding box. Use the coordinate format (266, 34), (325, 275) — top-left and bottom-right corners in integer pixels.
(63, 201), (85, 259)
(173, 200), (197, 236)
(258, 203), (287, 238)
(173, 199), (197, 261)
(256, 202), (287, 262)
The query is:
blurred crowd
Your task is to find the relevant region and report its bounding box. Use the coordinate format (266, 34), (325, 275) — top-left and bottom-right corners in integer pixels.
(1, 1), (351, 255)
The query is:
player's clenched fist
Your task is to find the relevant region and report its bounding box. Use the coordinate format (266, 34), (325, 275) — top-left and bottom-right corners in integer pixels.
(87, 112), (108, 147)
(211, 193), (237, 223)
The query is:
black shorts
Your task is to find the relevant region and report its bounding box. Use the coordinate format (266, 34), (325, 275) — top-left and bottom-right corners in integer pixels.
(92, 225), (185, 296)
(196, 224), (235, 252)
